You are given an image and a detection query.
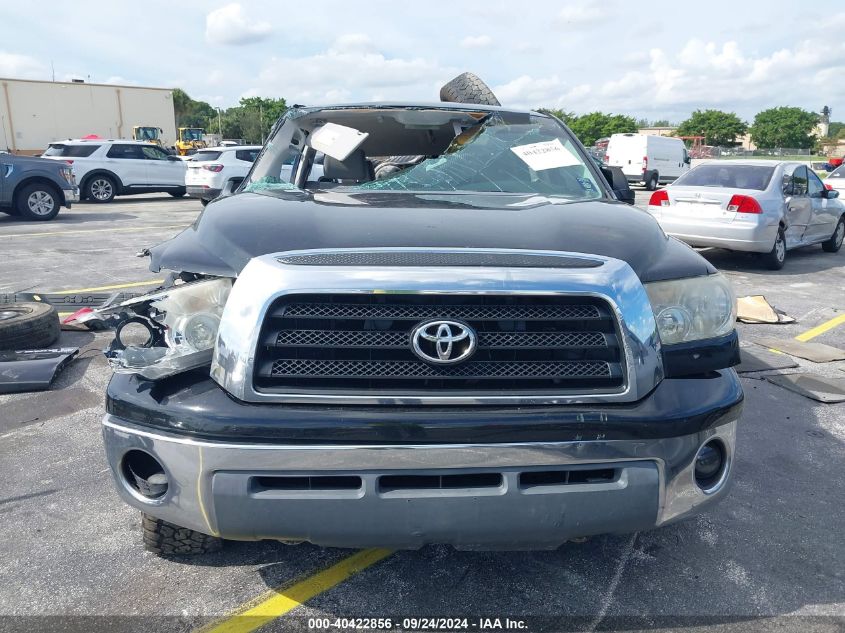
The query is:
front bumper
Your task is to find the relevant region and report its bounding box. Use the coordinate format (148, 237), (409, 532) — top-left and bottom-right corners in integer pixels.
(102, 371), (742, 550)
(63, 186), (80, 206)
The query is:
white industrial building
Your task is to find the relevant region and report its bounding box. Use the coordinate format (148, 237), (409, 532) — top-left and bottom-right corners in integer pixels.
(0, 77), (177, 154)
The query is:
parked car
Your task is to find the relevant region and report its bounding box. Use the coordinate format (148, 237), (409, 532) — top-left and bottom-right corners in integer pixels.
(100, 102), (741, 555)
(185, 145), (262, 205)
(42, 139), (187, 203)
(605, 133), (690, 190)
(825, 163), (845, 193)
(0, 151), (79, 221)
(647, 161), (845, 269)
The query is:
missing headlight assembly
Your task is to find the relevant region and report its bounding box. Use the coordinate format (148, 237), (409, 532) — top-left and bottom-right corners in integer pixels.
(103, 278), (232, 380)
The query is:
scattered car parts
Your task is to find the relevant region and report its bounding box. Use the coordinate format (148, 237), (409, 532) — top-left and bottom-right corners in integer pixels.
(0, 347), (79, 394)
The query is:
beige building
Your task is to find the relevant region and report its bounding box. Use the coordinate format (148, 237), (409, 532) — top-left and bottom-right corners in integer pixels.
(637, 126), (677, 137)
(0, 77), (177, 154)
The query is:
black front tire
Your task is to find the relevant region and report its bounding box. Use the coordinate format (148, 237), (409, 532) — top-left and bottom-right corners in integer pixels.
(85, 175), (117, 203)
(822, 216), (845, 253)
(141, 513), (222, 556)
(169, 188), (187, 198)
(646, 173), (659, 191)
(15, 183), (61, 221)
(0, 302), (60, 349)
(200, 198), (210, 207)
(763, 227), (786, 270)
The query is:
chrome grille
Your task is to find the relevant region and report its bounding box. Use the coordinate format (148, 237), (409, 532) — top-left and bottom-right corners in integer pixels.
(254, 294), (625, 395)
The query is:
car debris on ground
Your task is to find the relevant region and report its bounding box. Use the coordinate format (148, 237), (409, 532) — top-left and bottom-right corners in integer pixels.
(736, 295), (795, 324)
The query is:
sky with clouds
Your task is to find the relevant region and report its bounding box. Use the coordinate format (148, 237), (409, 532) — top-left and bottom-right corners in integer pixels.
(1, 1), (844, 123)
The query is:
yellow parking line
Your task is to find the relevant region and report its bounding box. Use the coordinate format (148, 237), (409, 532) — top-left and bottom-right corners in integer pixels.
(196, 548), (394, 633)
(795, 314), (845, 342)
(0, 224), (185, 238)
(54, 279), (164, 294)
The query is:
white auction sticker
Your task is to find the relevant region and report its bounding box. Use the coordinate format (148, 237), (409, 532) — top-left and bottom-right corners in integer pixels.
(511, 139), (581, 171)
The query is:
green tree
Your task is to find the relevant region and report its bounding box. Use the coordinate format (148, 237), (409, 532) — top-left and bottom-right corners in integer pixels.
(537, 108), (575, 125)
(828, 121), (845, 138)
(567, 112), (638, 146)
(236, 96), (288, 143)
(750, 106), (818, 149)
(171, 88), (215, 129)
(675, 109), (747, 147)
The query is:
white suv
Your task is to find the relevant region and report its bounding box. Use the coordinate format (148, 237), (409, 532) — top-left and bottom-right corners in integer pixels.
(185, 146), (261, 205)
(42, 139), (187, 203)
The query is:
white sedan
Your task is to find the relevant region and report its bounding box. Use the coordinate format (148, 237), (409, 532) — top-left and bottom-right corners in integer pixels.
(647, 160), (845, 269)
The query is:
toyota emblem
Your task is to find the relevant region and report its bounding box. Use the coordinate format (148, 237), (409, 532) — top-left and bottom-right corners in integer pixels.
(411, 320), (477, 365)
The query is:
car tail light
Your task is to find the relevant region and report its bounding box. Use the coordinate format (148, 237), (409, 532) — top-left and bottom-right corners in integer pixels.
(65, 160), (74, 165)
(202, 164), (224, 172)
(727, 194), (762, 214)
(649, 190), (669, 207)
(604, 154), (610, 163)
(642, 155), (648, 172)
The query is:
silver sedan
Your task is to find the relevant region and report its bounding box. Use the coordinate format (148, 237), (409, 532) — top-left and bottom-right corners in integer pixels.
(646, 160), (845, 269)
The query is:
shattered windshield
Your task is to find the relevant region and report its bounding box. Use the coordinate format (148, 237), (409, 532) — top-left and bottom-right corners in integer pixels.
(244, 109), (604, 201)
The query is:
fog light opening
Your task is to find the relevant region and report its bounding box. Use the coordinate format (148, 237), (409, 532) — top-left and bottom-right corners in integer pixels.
(121, 450), (169, 499)
(694, 440), (727, 492)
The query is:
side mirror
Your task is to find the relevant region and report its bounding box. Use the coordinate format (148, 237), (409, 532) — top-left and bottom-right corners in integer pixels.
(217, 177), (245, 200)
(825, 188), (840, 199)
(684, 156), (691, 165)
(601, 166), (636, 205)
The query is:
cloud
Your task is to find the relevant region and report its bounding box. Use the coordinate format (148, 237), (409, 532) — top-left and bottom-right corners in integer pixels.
(205, 3), (272, 46)
(460, 35), (493, 49)
(252, 35), (454, 104)
(0, 51), (45, 79)
(491, 31), (845, 120)
(557, 2), (606, 25)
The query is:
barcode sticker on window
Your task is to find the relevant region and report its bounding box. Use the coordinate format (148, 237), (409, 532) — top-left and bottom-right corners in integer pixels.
(511, 139), (581, 171)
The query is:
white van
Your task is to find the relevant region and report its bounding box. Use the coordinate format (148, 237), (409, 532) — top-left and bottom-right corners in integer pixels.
(605, 133), (690, 190)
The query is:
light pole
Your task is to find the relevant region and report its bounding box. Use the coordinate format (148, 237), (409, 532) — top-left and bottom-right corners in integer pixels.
(217, 107), (223, 138)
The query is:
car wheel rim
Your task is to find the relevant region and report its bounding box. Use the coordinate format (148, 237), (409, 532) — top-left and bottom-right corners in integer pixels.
(91, 179), (113, 200)
(27, 190), (55, 215)
(776, 236), (785, 262)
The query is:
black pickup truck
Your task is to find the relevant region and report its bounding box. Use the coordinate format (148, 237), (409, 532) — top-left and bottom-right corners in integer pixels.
(100, 103), (742, 555)
(0, 152), (79, 221)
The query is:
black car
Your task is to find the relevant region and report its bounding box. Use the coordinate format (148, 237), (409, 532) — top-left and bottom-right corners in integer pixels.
(100, 103), (742, 554)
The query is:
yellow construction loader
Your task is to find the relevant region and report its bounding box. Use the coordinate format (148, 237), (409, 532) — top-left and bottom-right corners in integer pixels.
(175, 128), (207, 156)
(132, 126), (164, 147)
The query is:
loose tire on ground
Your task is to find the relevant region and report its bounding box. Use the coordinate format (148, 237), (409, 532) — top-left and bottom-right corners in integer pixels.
(141, 513), (222, 556)
(439, 72), (501, 106)
(15, 182), (61, 221)
(763, 227), (786, 270)
(85, 175), (117, 203)
(822, 216), (845, 253)
(0, 302), (60, 349)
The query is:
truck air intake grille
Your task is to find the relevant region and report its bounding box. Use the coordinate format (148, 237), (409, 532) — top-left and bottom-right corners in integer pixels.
(253, 294), (625, 395)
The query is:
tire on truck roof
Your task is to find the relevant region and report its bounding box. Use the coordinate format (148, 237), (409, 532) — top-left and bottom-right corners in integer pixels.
(0, 302), (60, 350)
(439, 72), (501, 106)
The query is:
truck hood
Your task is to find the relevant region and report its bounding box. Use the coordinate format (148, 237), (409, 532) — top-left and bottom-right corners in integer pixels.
(148, 191), (714, 282)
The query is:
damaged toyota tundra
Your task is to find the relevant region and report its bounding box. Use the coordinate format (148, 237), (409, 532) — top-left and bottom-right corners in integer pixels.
(100, 102), (742, 555)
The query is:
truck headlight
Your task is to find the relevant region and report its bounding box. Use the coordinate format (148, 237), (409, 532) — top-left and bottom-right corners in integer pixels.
(105, 278), (232, 380)
(644, 274), (736, 345)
